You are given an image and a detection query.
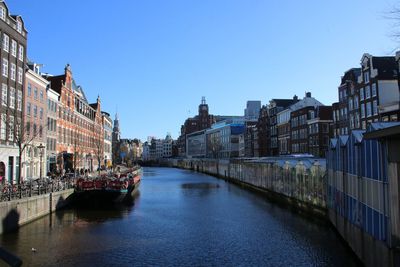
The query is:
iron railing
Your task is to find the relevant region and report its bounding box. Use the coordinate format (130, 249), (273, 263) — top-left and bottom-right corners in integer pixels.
(0, 179), (75, 202)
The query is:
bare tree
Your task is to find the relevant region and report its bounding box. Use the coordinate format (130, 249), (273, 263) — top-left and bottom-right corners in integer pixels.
(208, 134), (223, 159)
(94, 134), (104, 175)
(1, 105), (47, 184)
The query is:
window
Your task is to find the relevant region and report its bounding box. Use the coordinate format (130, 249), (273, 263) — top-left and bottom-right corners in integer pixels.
(354, 95), (359, 109)
(8, 115), (13, 141)
(17, 90), (22, 111)
(33, 123), (37, 136)
(360, 87), (364, 100)
(18, 45), (23, 61)
(27, 102), (31, 116)
(9, 87), (14, 109)
(361, 104), (365, 118)
(373, 100), (378, 115)
(0, 114), (6, 140)
(371, 83), (377, 97)
(2, 34), (9, 52)
(17, 67), (22, 84)
(11, 40), (16, 57)
(348, 97), (353, 111)
(2, 58), (8, 77)
(40, 108), (43, 119)
(10, 63), (15, 81)
(16, 20), (22, 33)
(33, 105), (37, 117)
(34, 88), (38, 99)
(364, 72), (370, 83)
(27, 83), (31, 96)
(1, 84), (7, 106)
(0, 7), (5, 21)
(40, 90), (43, 102)
(366, 102), (372, 117)
(365, 86), (370, 99)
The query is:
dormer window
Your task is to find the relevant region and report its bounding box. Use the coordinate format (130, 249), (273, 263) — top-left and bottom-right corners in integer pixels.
(16, 20), (22, 33)
(0, 7), (5, 21)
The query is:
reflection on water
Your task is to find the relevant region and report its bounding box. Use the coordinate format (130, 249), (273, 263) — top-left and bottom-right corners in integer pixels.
(0, 167), (360, 267)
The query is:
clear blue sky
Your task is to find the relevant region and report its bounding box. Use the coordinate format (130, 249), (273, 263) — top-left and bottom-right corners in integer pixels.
(6, 0), (398, 140)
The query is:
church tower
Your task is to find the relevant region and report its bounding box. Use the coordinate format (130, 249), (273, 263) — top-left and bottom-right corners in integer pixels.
(112, 113), (121, 164)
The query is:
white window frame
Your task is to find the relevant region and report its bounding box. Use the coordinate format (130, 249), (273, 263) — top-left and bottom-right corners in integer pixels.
(9, 87), (15, 109)
(17, 67), (23, 84)
(18, 45), (24, 61)
(0, 114), (6, 140)
(16, 20), (22, 33)
(372, 83), (377, 97)
(17, 90), (22, 111)
(2, 58), (8, 77)
(10, 63), (15, 81)
(1, 83), (7, 106)
(8, 115), (13, 141)
(11, 40), (16, 57)
(0, 7), (5, 21)
(365, 86), (370, 99)
(2, 34), (9, 52)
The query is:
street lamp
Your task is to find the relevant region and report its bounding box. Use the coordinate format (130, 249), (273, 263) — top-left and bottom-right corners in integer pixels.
(37, 143), (45, 180)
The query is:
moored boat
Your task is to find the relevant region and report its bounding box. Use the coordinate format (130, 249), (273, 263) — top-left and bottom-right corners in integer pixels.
(75, 166), (141, 203)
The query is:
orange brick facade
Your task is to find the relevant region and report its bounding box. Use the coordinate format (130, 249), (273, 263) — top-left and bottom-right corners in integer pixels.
(47, 65), (103, 172)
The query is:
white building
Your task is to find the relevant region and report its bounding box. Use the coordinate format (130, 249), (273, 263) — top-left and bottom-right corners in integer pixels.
(46, 86), (59, 173)
(102, 111), (113, 169)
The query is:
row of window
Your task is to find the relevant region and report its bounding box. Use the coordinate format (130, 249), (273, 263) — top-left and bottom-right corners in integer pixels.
(360, 84), (377, 100)
(1, 84), (22, 110)
(360, 101), (378, 118)
(0, 113), (15, 141)
(1, 33), (24, 60)
(47, 137), (56, 152)
(2, 58), (23, 83)
(27, 83), (45, 101)
(25, 121), (43, 138)
(26, 102), (44, 119)
(47, 117), (57, 132)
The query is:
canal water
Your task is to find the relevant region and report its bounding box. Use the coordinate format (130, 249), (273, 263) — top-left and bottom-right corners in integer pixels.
(1, 167), (360, 267)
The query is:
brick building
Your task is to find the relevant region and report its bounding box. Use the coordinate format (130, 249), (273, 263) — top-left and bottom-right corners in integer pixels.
(22, 63), (48, 180)
(0, 2), (27, 184)
(45, 64), (103, 172)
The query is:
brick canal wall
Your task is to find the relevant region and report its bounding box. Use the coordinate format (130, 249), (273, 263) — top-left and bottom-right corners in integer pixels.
(0, 189), (74, 234)
(162, 158), (327, 217)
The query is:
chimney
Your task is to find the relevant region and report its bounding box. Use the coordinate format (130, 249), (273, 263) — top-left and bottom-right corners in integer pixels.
(306, 92), (311, 98)
(293, 95), (298, 101)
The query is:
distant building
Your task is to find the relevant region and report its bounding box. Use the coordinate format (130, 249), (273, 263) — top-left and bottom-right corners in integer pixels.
(332, 53), (399, 137)
(186, 129), (207, 158)
(46, 84), (59, 173)
(112, 113), (121, 164)
(205, 120), (245, 158)
(178, 97), (216, 156)
(102, 111), (113, 168)
(244, 100), (261, 121)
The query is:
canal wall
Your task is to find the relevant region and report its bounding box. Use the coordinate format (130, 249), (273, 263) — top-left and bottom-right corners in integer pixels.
(0, 189), (74, 234)
(162, 157), (327, 217)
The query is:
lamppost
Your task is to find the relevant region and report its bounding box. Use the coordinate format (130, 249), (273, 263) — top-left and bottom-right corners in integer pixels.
(37, 143), (45, 180)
